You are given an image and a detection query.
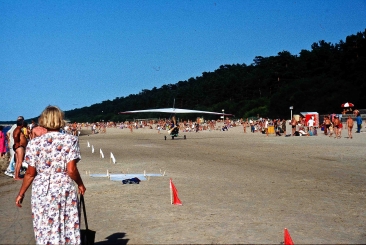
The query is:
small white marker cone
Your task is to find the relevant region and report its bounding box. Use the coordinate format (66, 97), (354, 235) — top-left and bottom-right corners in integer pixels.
(87, 141), (90, 147)
(100, 149), (104, 158)
(92, 145), (94, 153)
(110, 152), (116, 164)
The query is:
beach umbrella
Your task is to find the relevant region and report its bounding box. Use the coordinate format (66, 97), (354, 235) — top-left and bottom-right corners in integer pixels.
(341, 102), (354, 108)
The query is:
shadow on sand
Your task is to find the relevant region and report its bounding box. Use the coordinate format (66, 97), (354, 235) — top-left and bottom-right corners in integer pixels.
(94, 232), (129, 244)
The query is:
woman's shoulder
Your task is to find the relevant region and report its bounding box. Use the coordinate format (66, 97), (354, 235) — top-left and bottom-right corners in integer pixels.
(42, 132), (78, 141)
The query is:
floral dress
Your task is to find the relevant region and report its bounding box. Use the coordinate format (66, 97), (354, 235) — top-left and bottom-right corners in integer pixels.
(25, 132), (81, 245)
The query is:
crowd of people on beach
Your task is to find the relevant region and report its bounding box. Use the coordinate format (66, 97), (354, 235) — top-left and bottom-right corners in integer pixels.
(3, 114), (362, 169)
(2, 112), (363, 180)
(242, 112), (363, 139)
(53, 112), (363, 139)
(317, 112), (363, 139)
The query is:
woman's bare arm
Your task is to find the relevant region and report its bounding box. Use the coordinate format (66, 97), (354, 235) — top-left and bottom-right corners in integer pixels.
(16, 166), (36, 207)
(67, 159), (86, 195)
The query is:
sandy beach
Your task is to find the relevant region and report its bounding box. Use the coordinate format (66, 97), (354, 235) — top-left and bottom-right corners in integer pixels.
(1, 125), (365, 244)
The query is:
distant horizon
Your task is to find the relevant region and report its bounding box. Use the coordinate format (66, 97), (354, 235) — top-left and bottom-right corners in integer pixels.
(1, 108), (365, 124)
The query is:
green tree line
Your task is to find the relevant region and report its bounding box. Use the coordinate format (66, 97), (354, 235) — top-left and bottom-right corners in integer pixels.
(63, 29), (365, 122)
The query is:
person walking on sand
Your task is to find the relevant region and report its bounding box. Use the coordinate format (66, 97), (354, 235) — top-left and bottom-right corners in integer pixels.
(324, 116), (331, 136)
(291, 116), (297, 136)
(281, 119), (286, 135)
(129, 122), (133, 133)
(264, 118), (269, 137)
(242, 119), (247, 133)
(307, 116), (314, 133)
(13, 119), (28, 180)
(347, 115), (354, 139)
(15, 105), (86, 245)
(356, 112), (362, 133)
(338, 120), (343, 139)
(4, 116), (24, 177)
(333, 116), (340, 139)
(72, 122), (77, 136)
(250, 119), (255, 133)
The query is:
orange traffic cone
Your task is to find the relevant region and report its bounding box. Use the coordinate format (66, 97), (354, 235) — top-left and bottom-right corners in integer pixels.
(170, 178), (182, 205)
(284, 228), (294, 245)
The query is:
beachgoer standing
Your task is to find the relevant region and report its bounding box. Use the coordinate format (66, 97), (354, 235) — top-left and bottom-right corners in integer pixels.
(242, 120), (247, 133)
(324, 116), (331, 136)
(307, 116), (314, 132)
(356, 113), (362, 133)
(347, 116), (354, 139)
(129, 122), (133, 133)
(15, 105), (86, 245)
(249, 119), (254, 133)
(72, 122), (77, 136)
(4, 116), (24, 177)
(338, 121), (343, 139)
(30, 120), (36, 130)
(322, 117), (327, 135)
(333, 116), (340, 139)
(264, 118), (269, 137)
(13, 119), (28, 180)
(21, 121), (30, 141)
(281, 119), (286, 135)
(291, 116), (297, 136)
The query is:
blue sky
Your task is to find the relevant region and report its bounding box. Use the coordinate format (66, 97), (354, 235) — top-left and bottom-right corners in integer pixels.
(1, 0), (365, 121)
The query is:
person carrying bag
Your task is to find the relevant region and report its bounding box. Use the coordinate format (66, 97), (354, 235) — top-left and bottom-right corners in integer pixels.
(79, 194), (96, 245)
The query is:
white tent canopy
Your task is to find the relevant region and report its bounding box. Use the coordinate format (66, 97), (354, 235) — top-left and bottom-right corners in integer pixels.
(300, 112), (318, 115)
(119, 108), (232, 116)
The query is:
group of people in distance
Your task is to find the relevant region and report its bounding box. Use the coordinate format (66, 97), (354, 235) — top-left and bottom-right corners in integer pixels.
(322, 113), (363, 139)
(4, 106), (86, 244)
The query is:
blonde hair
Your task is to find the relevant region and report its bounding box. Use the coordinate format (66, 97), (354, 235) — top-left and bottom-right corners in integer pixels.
(38, 105), (65, 130)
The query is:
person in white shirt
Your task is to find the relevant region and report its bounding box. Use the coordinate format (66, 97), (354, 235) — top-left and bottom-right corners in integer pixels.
(308, 117), (314, 132)
(264, 118), (269, 137)
(249, 119), (254, 133)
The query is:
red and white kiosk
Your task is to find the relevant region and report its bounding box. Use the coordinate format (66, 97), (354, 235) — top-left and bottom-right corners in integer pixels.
(300, 112), (319, 127)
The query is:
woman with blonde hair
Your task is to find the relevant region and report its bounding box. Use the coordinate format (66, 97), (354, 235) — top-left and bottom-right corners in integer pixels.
(15, 105), (86, 245)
